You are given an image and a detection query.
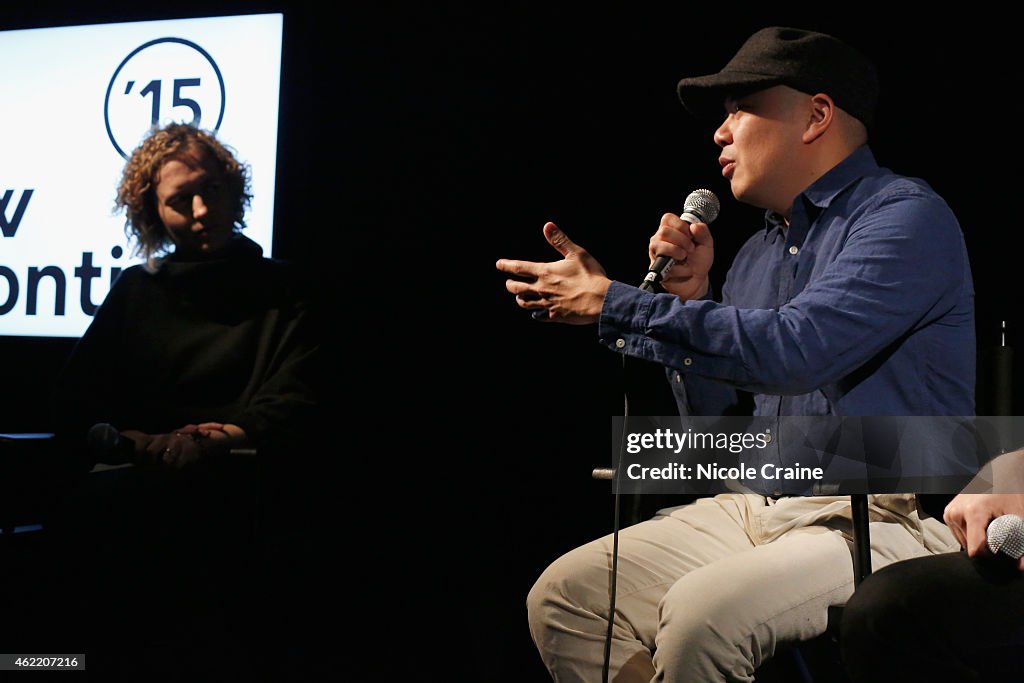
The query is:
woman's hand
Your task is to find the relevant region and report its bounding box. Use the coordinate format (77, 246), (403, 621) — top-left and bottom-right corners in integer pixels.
(120, 423), (249, 468)
(143, 426), (207, 468)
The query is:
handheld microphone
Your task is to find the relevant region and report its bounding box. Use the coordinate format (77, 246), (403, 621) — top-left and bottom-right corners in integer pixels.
(640, 188), (721, 292)
(86, 422), (135, 465)
(86, 422), (257, 464)
(987, 514), (1024, 560)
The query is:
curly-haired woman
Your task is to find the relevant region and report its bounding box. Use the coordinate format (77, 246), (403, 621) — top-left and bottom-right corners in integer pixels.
(55, 122), (319, 471)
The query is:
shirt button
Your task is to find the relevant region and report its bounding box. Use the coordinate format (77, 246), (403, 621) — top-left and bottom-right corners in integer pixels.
(788, 245), (799, 255)
(683, 358), (693, 366)
(615, 339), (626, 348)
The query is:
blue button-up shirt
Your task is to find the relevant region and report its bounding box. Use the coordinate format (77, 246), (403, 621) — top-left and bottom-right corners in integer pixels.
(599, 146), (975, 418)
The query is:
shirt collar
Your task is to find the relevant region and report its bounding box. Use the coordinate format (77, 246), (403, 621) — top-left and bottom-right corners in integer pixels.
(762, 145), (879, 237)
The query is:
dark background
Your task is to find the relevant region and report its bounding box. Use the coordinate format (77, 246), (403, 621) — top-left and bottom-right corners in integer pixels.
(2, 3), (1019, 681)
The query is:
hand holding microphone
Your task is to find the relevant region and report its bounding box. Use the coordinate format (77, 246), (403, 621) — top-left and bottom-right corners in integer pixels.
(641, 189), (720, 297)
(87, 423), (197, 467)
(87, 422), (252, 468)
(945, 493), (1024, 570)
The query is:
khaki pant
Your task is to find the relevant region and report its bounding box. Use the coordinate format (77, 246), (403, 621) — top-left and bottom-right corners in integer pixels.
(526, 493), (959, 683)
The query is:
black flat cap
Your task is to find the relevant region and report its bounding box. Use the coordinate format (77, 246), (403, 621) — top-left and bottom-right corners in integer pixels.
(677, 27), (879, 127)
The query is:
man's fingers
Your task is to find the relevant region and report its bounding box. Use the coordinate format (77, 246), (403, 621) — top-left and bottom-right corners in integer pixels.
(663, 262), (696, 278)
(502, 277), (546, 307)
(516, 295), (547, 310)
(505, 279), (534, 296)
(496, 258), (542, 277)
(498, 222), (587, 279)
(507, 280), (549, 305)
(660, 212), (687, 230)
(689, 221), (714, 247)
(649, 233), (691, 263)
(650, 222), (694, 263)
(543, 222), (581, 258)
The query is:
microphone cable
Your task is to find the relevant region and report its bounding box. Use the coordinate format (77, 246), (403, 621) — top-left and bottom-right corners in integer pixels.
(601, 353), (630, 683)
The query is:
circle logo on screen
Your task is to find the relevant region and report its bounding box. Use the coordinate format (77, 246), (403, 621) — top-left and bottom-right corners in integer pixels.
(104, 37), (226, 159)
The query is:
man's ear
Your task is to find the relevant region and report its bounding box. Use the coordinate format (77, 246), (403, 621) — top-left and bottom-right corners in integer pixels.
(803, 93), (834, 143)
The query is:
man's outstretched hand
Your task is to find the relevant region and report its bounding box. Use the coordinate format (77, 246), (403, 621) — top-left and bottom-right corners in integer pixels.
(497, 222), (611, 325)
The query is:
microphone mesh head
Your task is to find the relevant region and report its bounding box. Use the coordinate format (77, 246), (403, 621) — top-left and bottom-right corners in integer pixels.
(87, 422), (119, 453)
(684, 188), (721, 224)
(987, 514), (1024, 560)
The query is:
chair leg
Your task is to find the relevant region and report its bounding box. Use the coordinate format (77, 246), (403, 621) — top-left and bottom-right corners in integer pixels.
(849, 494), (872, 585)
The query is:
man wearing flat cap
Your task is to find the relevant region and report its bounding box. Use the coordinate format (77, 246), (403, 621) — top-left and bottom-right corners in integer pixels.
(498, 26), (975, 682)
